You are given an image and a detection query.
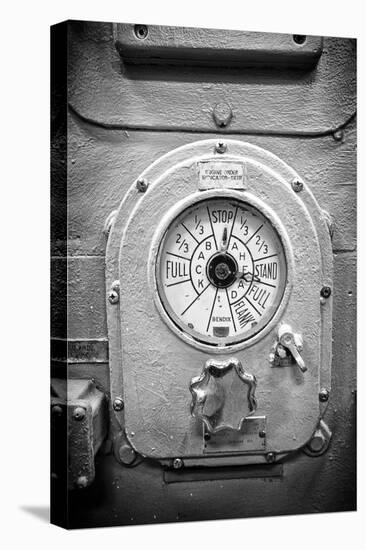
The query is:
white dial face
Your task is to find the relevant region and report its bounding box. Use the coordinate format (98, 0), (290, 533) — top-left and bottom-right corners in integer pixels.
(156, 197), (287, 347)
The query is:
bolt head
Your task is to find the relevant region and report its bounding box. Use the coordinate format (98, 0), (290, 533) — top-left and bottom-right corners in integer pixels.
(136, 178), (148, 192)
(108, 290), (119, 304)
(266, 452), (275, 463)
(308, 433), (326, 453)
(118, 444), (136, 465)
(213, 102), (233, 128)
(291, 178), (303, 192)
(319, 388), (329, 402)
(215, 141), (227, 154)
(320, 286), (332, 299)
(113, 397), (124, 412)
(173, 458), (183, 469)
(73, 407), (86, 421)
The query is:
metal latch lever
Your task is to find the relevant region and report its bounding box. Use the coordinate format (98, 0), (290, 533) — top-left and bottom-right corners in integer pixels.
(278, 324), (307, 373)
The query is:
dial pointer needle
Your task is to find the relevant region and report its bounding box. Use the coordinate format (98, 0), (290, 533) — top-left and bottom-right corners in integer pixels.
(220, 227), (228, 252)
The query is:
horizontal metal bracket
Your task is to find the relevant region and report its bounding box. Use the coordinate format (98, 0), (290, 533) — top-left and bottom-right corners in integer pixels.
(115, 24), (323, 68)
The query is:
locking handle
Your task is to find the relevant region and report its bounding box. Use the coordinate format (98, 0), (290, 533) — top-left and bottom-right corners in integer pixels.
(278, 324), (307, 373)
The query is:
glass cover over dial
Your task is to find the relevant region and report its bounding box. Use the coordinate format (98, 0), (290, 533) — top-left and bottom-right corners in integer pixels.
(156, 197), (287, 346)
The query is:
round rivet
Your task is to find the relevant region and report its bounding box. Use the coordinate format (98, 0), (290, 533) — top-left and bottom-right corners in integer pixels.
(215, 141), (227, 154)
(259, 430), (266, 439)
(113, 397), (124, 412)
(73, 407), (86, 421)
(173, 458), (184, 469)
(319, 388), (329, 402)
(291, 178), (303, 192)
(136, 178), (149, 192)
(320, 286), (332, 299)
(266, 452), (275, 463)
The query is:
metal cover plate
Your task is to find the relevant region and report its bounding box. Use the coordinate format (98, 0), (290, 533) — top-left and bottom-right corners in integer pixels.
(69, 23), (355, 135)
(203, 416), (266, 454)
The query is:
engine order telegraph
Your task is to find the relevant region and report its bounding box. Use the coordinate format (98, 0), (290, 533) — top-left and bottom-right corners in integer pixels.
(106, 138), (333, 466)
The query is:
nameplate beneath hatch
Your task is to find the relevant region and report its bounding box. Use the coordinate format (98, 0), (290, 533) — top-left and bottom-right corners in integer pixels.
(203, 416), (266, 454)
(197, 160), (246, 190)
(164, 463), (282, 484)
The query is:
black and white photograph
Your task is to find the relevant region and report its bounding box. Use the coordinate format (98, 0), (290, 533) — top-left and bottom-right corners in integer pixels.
(50, 18), (356, 529)
(1, 1), (363, 547)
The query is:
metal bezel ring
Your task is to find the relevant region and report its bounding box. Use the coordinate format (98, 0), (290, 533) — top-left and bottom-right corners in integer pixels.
(150, 189), (294, 353)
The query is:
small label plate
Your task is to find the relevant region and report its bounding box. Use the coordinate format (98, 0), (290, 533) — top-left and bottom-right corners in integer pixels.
(198, 160), (246, 190)
(51, 338), (109, 363)
(203, 416), (266, 454)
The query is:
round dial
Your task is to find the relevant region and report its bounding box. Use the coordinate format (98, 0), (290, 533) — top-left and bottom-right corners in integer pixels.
(156, 197), (287, 346)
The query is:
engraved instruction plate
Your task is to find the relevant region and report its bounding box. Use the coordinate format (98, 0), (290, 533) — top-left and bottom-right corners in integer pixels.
(203, 416), (266, 453)
(198, 160), (246, 190)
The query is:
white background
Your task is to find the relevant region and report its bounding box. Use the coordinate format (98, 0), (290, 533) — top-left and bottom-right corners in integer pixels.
(0, 1), (363, 548)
